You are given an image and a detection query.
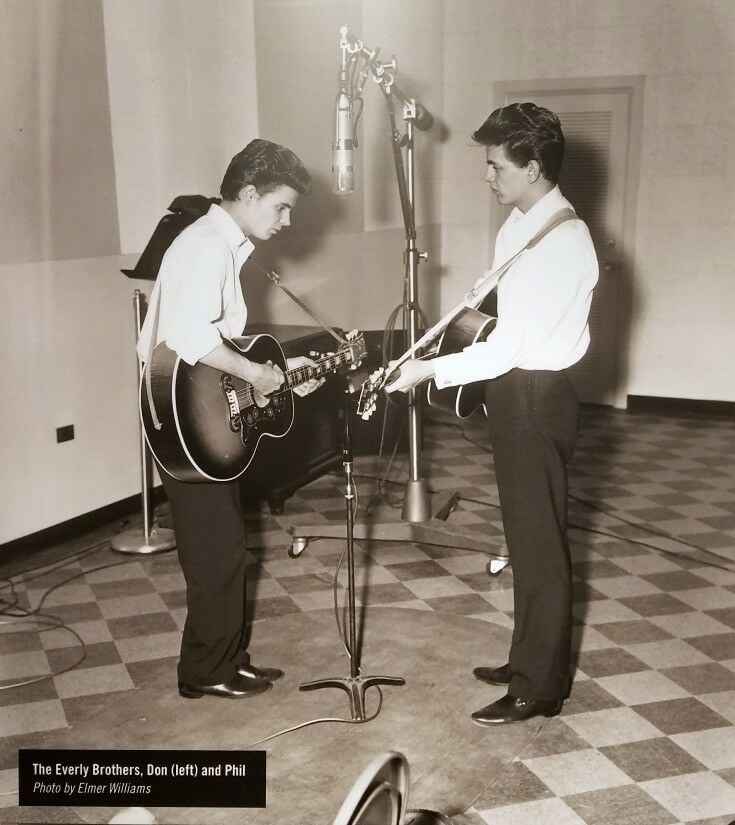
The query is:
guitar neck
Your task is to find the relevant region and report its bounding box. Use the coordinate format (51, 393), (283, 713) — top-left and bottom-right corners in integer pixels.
(284, 349), (352, 389)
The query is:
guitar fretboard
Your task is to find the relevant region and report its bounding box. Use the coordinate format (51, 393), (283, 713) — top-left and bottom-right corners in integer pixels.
(283, 350), (351, 390)
(234, 345), (358, 409)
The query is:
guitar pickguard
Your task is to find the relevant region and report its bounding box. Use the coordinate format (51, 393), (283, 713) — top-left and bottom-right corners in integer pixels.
(221, 373), (289, 446)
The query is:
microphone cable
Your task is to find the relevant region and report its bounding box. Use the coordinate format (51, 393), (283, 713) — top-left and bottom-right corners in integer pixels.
(0, 536), (143, 691)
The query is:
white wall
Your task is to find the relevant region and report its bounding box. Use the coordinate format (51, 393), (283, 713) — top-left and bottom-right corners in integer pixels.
(0, 0), (129, 545)
(103, 0), (260, 254)
(440, 0), (735, 403)
(0, 254), (141, 544)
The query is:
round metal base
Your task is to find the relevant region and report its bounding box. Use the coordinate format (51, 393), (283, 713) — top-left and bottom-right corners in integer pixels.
(401, 478), (432, 523)
(111, 526), (176, 555)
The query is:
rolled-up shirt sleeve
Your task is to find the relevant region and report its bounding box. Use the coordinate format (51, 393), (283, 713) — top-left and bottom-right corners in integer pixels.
(160, 237), (228, 365)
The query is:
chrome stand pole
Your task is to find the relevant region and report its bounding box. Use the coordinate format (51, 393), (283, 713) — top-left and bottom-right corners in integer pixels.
(112, 290), (175, 555)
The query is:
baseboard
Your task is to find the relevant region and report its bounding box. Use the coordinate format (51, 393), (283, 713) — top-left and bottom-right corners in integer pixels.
(627, 394), (735, 417)
(0, 487), (167, 563)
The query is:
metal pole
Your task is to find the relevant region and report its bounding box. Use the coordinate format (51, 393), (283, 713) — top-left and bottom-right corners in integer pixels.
(342, 398), (359, 681)
(400, 113), (431, 522)
(133, 291), (152, 539)
(111, 290), (176, 555)
(404, 118), (422, 485)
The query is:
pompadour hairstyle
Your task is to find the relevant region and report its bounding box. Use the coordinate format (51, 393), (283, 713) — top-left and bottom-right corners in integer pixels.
(472, 102), (565, 184)
(220, 139), (311, 200)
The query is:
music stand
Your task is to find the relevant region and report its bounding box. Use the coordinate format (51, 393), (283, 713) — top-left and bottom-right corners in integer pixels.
(291, 28), (509, 575)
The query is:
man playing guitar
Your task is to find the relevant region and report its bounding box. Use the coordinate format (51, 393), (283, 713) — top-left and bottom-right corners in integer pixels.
(386, 104), (598, 725)
(137, 140), (322, 700)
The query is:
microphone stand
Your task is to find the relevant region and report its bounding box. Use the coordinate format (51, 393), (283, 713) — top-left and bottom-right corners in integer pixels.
(291, 28), (509, 576)
(299, 387), (405, 720)
(382, 87), (431, 522)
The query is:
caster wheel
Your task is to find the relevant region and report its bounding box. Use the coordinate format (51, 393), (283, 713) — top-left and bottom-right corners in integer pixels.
(289, 537), (309, 558)
(486, 557), (510, 576)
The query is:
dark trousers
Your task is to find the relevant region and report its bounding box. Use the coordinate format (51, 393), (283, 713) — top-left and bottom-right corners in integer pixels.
(484, 369), (579, 700)
(160, 469), (248, 685)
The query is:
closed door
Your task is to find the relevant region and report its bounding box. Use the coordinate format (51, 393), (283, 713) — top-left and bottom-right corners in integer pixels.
(506, 89), (632, 406)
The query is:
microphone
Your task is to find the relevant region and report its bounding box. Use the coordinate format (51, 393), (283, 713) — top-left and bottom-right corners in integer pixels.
(332, 85), (356, 194)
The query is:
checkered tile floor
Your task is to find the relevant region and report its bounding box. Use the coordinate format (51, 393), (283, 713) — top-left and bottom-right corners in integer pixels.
(1, 406), (735, 824)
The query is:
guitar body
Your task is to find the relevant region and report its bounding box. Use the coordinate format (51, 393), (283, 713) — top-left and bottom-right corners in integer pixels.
(140, 335), (294, 483)
(426, 307), (497, 418)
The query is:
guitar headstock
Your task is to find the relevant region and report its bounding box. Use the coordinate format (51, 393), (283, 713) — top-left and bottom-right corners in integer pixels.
(356, 367), (385, 420)
(342, 330), (367, 369)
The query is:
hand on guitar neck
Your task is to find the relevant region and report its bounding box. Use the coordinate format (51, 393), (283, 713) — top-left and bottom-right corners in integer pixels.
(247, 356), (324, 405)
(357, 356), (436, 420)
(384, 358), (436, 394)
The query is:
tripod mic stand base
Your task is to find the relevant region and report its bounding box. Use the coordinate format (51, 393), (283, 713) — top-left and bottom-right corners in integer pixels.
(111, 526), (176, 555)
(299, 673), (406, 722)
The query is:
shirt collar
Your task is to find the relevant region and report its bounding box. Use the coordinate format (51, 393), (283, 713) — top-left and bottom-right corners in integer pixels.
(207, 203), (254, 260)
(506, 185), (573, 241)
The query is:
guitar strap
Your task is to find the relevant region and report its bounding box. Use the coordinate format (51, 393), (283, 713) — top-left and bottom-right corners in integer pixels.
(249, 258), (347, 346)
(144, 286), (163, 431)
(467, 207), (578, 308)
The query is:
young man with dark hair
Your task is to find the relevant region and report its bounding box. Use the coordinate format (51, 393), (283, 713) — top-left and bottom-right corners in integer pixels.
(386, 103), (598, 724)
(138, 139), (322, 700)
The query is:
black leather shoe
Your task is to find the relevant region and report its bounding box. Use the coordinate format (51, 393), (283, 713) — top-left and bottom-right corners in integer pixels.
(473, 662), (512, 685)
(178, 672), (273, 699)
(238, 658), (284, 682)
(471, 692), (563, 726)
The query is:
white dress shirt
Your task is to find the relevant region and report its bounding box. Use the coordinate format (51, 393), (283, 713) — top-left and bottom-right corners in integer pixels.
(137, 204), (254, 365)
(433, 186), (598, 389)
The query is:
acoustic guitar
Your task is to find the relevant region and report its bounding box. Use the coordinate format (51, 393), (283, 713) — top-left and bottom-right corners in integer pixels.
(141, 331), (366, 482)
(425, 307), (497, 418)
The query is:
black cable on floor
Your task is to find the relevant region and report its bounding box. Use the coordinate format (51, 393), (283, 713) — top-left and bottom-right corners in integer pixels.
(0, 536), (113, 589)
(0, 548), (141, 690)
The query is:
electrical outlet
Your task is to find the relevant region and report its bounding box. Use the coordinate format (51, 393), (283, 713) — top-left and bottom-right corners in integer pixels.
(56, 425), (75, 443)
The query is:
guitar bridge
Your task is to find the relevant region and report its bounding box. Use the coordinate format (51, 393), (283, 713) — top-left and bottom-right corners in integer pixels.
(221, 375), (242, 432)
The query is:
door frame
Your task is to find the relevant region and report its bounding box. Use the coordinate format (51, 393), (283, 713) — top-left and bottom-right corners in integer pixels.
(493, 75), (645, 408)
